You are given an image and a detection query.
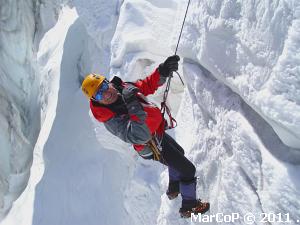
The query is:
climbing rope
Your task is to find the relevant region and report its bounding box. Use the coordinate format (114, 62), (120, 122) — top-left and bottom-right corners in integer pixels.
(161, 0), (191, 129)
(175, 0), (192, 55)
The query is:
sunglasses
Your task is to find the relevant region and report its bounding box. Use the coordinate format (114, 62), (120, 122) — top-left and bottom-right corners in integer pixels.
(94, 81), (109, 101)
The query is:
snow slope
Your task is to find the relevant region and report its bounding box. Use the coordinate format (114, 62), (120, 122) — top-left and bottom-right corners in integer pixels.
(1, 0), (300, 225)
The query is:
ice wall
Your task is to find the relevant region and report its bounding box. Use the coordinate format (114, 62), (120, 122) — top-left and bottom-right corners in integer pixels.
(181, 0), (300, 148)
(0, 0), (37, 218)
(0, 0), (65, 219)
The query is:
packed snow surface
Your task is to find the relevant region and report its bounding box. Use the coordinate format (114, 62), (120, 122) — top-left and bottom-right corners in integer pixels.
(1, 0), (300, 225)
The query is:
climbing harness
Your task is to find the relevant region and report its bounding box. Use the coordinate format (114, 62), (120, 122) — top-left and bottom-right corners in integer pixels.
(161, 0), (191, 130)
(147, 138), (162, 161)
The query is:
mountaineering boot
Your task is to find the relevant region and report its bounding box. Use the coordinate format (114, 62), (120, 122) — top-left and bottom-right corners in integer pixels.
(179, 178), (210, 217)
(166, 180), (180, 200)
(179, 199), (210, 218)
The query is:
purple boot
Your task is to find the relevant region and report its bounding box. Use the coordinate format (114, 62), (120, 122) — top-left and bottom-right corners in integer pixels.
(179, 178), (210, 218)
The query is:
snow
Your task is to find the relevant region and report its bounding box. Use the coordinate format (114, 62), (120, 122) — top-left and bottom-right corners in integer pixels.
(0, 0), (300, 225)
(181, 0), (300, 148)
(173, 62), (300, 224)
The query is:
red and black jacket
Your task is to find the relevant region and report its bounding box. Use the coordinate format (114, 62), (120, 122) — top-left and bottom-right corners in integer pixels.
(90, 68), (166, 157)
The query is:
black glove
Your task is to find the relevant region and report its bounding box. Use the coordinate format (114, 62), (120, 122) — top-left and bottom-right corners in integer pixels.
(122, 84), (139, 104)
(158, 55), (180, 77)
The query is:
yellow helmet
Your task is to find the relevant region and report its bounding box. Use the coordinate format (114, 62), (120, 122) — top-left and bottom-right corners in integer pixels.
(81, 73), (106, 99)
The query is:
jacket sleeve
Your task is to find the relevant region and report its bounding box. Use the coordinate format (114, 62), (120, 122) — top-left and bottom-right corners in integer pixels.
(134, 68), (167, 96)
(103, 100), (151, 145)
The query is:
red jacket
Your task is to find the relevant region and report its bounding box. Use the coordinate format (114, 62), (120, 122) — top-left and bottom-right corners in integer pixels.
(90, 68), (165, 153)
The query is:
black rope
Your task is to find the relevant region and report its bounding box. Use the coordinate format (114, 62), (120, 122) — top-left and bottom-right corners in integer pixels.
(175, 0), (192, 55)
(162, 76), (172, 112)
(162, 0), (191, 103)
(161, 0), (191, 129)
(173, 0), (191, 85)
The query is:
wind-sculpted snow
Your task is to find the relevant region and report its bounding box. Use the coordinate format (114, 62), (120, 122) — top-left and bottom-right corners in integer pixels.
(72, 0), (121, 76)
(181, 0), (300, 148)
(165, 62), (300, 225)
(111, 0), (180, 67)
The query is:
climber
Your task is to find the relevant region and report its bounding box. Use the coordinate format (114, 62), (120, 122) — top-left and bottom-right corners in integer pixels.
(81, 55), (210, 218)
